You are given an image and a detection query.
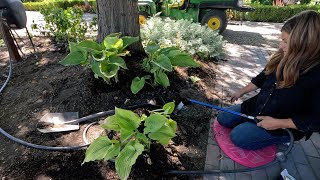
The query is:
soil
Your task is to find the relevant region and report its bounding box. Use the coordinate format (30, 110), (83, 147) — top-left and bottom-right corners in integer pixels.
(0, 37), (221, 180)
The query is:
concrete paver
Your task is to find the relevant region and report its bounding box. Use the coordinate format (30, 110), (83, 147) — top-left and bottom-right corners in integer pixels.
(204, 22), (320, 180)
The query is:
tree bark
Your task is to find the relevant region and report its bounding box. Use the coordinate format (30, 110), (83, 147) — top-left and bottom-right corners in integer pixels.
(96, 0), (144, 53)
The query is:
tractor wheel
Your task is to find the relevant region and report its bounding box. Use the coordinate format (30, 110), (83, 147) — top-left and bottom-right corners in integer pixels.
(139, 11), (149, 26)
(201, 10), (227, 34)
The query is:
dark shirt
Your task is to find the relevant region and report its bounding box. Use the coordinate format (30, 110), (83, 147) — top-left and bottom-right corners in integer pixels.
(241, 65), (320, 140)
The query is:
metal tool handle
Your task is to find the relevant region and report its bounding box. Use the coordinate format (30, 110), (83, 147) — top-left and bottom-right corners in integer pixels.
(188, 99), (260, 123)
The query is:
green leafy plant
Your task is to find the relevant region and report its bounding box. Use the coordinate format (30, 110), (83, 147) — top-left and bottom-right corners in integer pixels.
(37, 7), (88, 44)
(83, 102), (177, 180)
(59, 33), (139, 83)
(131, 43), (199, 94)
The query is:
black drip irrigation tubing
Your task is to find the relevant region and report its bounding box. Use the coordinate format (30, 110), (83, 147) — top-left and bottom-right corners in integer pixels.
(0, 12), (295, 174)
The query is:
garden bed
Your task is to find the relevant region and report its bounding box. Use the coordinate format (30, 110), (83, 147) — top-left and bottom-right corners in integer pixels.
(0, 37), (221, 179)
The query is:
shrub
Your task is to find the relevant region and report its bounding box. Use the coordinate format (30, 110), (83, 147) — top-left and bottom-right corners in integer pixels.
(83, 102), (177, 180)
(251, 0), (273, 5)
(230, 4), (320, 22)
(141, 17), (225, 59)
(23, 0), (96, 12)
(35, 7), (88, 45)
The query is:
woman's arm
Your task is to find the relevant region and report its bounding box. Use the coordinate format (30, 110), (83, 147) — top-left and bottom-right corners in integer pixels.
(256, 116), (297, 130)
(231, 69), (267, 103)
(231, 83), (258, 102)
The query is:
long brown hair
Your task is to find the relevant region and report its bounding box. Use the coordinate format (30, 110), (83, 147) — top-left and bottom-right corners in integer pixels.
(265, 15), (297, 75)
(265, 10), (320, 88)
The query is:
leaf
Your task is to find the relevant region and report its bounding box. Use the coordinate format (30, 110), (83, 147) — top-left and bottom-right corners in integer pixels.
(114, 108), (141, 131)
(91, 61), (103, 78)
(148, 124), (176, 145)
(59, 51), (87, 65)
(109, 56), (127, 69)
(131, 77), (145, 95)
(104, 36), (123, 50)
(69, 42), (83, 53)
(122, 36), (139, 49)
(100, 63), (120, 78)
(145, 43), (160, 54)
(155, 71), (170, 88)
(100, 115), (121, 131)
(158, 47), (179, 56)
(153, 54), (173, 72)
(167, 119), (177, 131)
(169, 54), (199, 68)
(166, 50), (189, 59)
(115, 141), (144, 180)
(103, 142), (120, 161)
(120, 129), (135, 143)
(83, 136), (119, 164)
(163, 102), (175, 115)
(136, 133), (150, 147)
(78, 40), (102, 51)
(143, 114), (167, 134)
(92, 51), (106, 61)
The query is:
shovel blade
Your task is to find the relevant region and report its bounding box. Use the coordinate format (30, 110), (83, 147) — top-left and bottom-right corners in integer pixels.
(37, 112), (79, 133)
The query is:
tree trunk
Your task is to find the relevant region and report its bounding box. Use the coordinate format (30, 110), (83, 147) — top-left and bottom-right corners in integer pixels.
(96, 0), (144, 53)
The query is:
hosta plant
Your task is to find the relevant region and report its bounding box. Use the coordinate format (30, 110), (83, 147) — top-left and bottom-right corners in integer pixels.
(83, 102), (177, 180)
(59, 33), (139, 84)
(131, 43), (199, 94)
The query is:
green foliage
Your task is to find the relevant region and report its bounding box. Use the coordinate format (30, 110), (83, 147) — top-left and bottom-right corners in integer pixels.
(131, 44), (199, 94)
(36, 7), (88, 44)
(300, 0), (312, 4)
(141, 17), (225, 59)
(83, 102), (177, 180)
(229, 5), (320, 22)
(59, 33), (139, 84)
(251, 0), (273, 5)
(23, 0), (97, 12)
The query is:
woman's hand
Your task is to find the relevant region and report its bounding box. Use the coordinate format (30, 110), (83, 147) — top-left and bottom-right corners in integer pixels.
(256, 116), (297, 130)
(230, 91), (243, 103)
(256, 116), (284, 130)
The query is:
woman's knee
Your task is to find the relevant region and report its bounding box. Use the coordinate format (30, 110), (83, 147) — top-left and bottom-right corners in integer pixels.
(216, 105), (242, 128)
(230, 123), (260, 150)
(217, 112), (235, 128)
(230, 126), (249, 149)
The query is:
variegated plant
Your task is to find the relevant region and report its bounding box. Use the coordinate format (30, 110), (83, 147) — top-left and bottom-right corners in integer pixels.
(59, 33), (139, 84)
(82, 102), (177, 180)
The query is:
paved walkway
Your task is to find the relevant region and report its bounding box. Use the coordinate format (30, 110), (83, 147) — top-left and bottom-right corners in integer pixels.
(204, 28), (320, 179)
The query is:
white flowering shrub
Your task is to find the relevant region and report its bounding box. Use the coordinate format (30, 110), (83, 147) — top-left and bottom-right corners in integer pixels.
(141, 17), (225, 59)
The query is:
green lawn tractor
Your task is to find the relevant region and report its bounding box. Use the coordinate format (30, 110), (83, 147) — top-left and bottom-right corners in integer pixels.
(138, 0), (254, 34)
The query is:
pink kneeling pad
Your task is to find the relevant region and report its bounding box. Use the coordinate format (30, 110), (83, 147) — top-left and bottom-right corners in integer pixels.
(213, 118), (276, 168)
